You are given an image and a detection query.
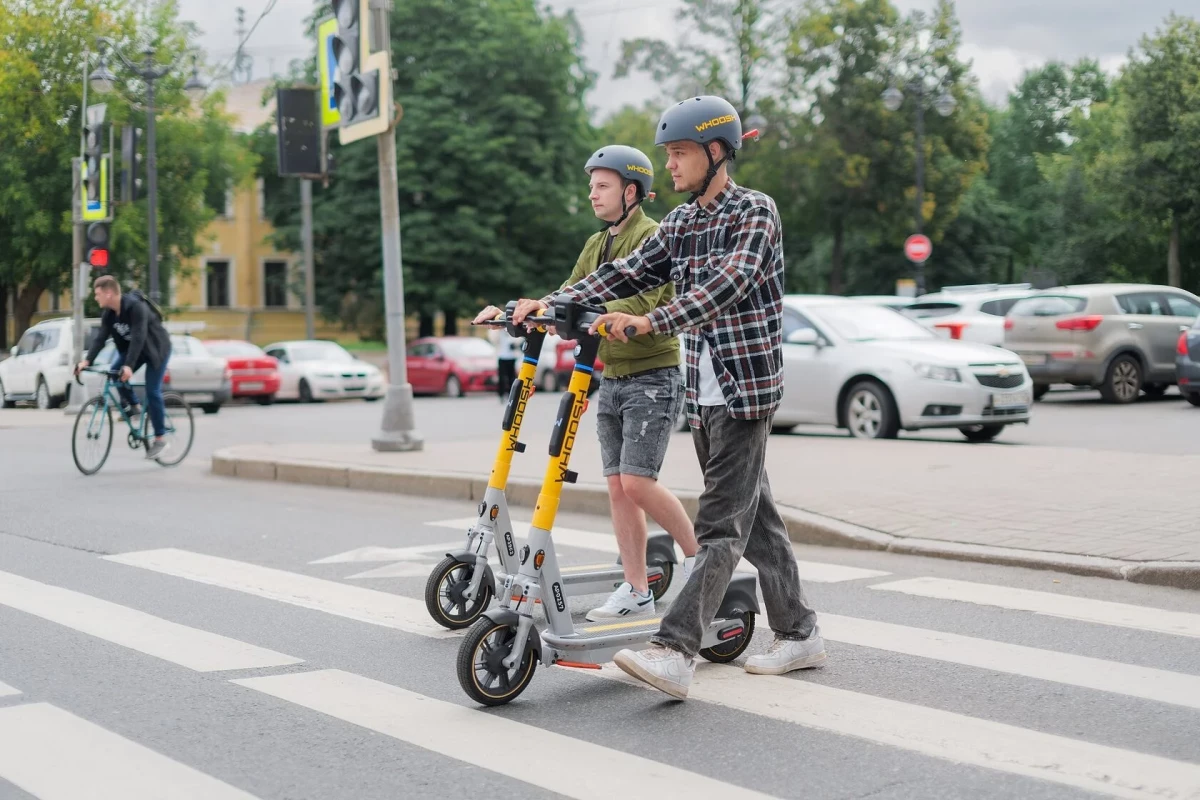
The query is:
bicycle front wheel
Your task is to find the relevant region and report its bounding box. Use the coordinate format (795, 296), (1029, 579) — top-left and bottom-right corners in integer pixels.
(154, 392), (194, 467)
(72, 397), (113, 475)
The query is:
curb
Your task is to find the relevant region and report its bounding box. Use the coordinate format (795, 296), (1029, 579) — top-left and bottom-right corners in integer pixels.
(211, 449), (1200, 592)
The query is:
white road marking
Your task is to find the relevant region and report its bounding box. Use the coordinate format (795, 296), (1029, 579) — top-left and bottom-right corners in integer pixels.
(0, 681), (19, 698)
(598, 664), (1200, 800)
(428, 517), (890, 583)
(819, 613), (1200, 711)
(103, 549), (456, 639)
(0, 702), (261, 799)
(345, 562), (440, 580)
(0, 569), (301, 672)
(232, 669), (774, 800)
(870, 577), (1200, 639)
(308, 543), (461, 565)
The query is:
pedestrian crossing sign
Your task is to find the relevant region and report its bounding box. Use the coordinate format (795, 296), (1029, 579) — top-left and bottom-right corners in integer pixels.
(79, 156), (109, 222)
(317, 16), (341, 129)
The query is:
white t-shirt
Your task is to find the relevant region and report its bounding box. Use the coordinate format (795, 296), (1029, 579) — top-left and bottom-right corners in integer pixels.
(697, 338), (725, 406)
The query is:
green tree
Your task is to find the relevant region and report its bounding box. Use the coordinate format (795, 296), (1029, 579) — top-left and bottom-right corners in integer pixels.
(0, 0), (255, 343)
(1116, 13), (1200, 287)
(259, 0), (597, 338)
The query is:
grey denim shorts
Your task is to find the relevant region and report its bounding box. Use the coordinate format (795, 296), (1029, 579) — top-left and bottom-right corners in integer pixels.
(595, 367), (683, 480)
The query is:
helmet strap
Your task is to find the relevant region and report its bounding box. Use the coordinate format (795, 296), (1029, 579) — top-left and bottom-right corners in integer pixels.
(689, 143), (731, 206)
(604, 183), (643, 230)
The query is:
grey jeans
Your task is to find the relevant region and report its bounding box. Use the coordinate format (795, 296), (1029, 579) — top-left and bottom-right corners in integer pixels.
(651, 405), (818, 657)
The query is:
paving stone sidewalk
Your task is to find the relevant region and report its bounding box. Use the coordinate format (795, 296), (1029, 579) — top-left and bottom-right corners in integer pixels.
(212, 422), (1200, 590)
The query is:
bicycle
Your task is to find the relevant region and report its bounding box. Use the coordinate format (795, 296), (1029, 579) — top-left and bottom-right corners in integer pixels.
(71, 367), (195, 475)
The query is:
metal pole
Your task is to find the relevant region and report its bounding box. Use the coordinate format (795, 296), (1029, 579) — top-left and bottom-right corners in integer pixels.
(370, 0), (422, 452)
(913, 92), (926, 296)
(301, 178), (316, 340)
(145, 58), (160, 304)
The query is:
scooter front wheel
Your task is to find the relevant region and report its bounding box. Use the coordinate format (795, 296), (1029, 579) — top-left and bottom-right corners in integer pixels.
(699, 610), (756, 664)
(424, 556), (495, 629)
(457, 619), (538, 706)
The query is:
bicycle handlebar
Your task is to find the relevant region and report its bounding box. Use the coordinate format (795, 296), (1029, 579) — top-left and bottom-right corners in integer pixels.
(75, 366), (124, 385)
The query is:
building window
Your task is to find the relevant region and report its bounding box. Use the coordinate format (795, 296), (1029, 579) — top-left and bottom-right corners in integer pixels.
(206, 260), (231, 308)
(263, 260), (289, 308)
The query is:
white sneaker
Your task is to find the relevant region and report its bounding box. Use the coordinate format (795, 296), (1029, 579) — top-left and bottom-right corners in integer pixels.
(681, 556), (695, 583)
(613, 645), (694, 700)
(744, 631), (827, 675)
(586, 582), (655, 621)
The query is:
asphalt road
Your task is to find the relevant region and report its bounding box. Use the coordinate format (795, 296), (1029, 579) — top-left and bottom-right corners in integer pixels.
(1, 401), (1199, 798)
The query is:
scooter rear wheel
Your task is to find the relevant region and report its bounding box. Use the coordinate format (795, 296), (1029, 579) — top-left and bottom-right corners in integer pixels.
(425, 556), (495, 629)
(699, 610), (756, 664)
(648, 559), (674, 602)
(457, 619), (537, 706)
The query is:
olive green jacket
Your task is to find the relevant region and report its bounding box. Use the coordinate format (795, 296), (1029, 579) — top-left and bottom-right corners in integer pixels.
(559, 208), (680, 377)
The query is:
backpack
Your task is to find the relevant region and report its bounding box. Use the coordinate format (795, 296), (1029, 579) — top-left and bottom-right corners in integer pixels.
(128, 289), (165, 323)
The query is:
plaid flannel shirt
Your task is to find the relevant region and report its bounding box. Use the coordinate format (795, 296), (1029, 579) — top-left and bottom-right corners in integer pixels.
(544, 178), (785, 428)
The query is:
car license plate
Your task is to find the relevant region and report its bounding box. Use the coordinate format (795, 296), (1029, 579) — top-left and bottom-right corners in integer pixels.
(240, 382), (264, 392)
(993, 390), (1031, 409)
(1020, 353), (1047, 366)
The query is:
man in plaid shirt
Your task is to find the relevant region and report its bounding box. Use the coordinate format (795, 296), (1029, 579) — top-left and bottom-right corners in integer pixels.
(514, 96), (825, 700)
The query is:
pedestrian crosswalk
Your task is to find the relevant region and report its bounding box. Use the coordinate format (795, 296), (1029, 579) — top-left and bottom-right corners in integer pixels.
(0, 517), (1198, 799)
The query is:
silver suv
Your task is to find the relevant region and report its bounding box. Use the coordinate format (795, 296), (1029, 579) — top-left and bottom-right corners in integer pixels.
(1003, 284), (1200, 403)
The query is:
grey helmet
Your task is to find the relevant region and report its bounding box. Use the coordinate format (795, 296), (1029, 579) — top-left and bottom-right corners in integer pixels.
(585, 144), (655, 229)
(653, 95), (743, 203)
(584, 145), (655, 199)
(653, 95), (743, 153)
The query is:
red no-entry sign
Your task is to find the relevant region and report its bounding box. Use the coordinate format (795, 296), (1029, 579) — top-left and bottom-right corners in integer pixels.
(904, 234), (932, 264)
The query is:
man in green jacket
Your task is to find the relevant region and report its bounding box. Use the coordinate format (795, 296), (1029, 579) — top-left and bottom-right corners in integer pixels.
(475, 145), (698, 620)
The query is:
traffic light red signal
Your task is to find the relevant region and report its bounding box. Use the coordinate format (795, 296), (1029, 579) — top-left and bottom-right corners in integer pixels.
(86, 221), (109, 270)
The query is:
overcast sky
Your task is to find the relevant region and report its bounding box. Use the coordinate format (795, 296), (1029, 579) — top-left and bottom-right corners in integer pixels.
(178, 0), (1189, 119)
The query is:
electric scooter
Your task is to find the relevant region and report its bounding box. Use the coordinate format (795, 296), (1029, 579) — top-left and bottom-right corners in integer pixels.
(455, 297), (759, 706)
(423, 301), (679, 630)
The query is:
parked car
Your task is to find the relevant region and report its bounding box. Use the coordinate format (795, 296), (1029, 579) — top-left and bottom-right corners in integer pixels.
(405, 336), (497, 397)
(551, 337), (604, 395)
(772, 295), (1032, 441)
(1176, 316), (1200, 407)
(88, 334), (232, 414)
(0, 317), (101, 409)
(902, 283), (1038, 346)
(203, 340), (281, 405)
(1003, 284), (1200, 404)
(848, 295), (919, 312)
(262, 340), (385, 402)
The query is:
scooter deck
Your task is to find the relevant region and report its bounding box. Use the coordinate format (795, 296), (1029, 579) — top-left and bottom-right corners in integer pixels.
(543, 616), (662, 649)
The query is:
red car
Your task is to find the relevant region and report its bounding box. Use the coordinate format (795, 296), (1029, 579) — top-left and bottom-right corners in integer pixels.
(202, 339), (281, 404)
(406, 336), (498, 396)
(554, 338), (604, 395)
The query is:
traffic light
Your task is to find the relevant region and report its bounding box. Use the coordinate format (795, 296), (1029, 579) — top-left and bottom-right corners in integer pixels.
(81, 105), (109, 222)
(328, 0), (391, 144)
(120, 125), (142, 203)
(86, 222), (110, 269)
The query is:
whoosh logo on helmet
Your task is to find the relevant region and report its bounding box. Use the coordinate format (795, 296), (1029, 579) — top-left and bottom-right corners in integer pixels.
(695, 114), (736, 133)
(625, 164), (652, 176)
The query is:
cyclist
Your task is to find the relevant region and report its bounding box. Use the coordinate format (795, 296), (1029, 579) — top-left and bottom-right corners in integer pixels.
(474, 145), (699, 620)
(514, 97), (825, 699)
(76, 275), (173, 459)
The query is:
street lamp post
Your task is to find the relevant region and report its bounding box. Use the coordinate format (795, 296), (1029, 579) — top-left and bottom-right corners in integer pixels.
(89, 41), (207, 305)
(883, 78), (955, 297)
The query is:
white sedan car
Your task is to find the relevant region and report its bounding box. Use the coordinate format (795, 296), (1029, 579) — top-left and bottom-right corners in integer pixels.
(262, 340), (385, 402)
(774, 296), (1032, 442)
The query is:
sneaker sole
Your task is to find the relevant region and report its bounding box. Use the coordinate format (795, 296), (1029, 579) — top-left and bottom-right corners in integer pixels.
(584, 607), (655, 623)
(743, 650), (827, 675)
(613, 651), (689, 700)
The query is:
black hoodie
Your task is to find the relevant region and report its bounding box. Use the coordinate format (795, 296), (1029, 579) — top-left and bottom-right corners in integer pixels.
(85, 293), (172, 370)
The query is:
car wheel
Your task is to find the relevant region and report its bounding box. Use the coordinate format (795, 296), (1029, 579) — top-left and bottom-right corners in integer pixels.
(201, 404), (221, 415)
(960, 424), (1004, 443)
(842, 380), (899, 439)
(1186, 392), (1200, 407)
(298, 379), (314, 403)
(444, 374), (463, 398)
(36, 378), (53, 410)
(1100, 354), (1142, 404)
(1032, 383), (1050, 401)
